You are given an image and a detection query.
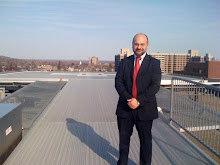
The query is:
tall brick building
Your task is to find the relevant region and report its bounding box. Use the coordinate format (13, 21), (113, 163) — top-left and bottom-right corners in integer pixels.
(208, 61), (220, 78)
(184, 61), (220, 79)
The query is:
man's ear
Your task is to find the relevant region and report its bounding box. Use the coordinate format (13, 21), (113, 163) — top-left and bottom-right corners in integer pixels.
(146, 43), (149, 49)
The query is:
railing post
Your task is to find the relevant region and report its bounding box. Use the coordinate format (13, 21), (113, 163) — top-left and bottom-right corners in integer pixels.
(170, 78), (174, 126)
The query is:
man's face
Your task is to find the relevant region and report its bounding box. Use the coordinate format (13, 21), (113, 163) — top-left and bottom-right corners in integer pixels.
(132, 35), (149, 57)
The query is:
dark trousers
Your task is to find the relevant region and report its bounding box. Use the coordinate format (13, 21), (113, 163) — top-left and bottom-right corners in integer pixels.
(117, 110), (153, 165)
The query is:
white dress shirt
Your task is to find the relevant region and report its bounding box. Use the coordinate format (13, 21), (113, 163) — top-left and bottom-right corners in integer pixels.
(134, 52), (147, 67)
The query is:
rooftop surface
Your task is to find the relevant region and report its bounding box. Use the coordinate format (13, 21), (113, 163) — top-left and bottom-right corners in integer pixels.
(0, 72), (217, 165)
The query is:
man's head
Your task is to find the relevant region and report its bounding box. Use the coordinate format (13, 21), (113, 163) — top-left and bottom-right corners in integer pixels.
(132, 33), (149, 57)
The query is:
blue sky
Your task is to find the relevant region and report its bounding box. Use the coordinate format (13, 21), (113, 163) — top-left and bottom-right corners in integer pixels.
(0, 0), (219, 61)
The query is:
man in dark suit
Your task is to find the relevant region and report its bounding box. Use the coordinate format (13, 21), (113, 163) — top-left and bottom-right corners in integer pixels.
(115, 33), (161, 165)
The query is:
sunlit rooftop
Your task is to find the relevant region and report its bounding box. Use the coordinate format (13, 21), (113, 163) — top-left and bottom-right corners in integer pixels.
(0, 72), (218, 165)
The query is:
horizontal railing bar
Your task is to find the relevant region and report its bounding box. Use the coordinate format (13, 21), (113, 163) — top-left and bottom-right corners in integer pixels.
(170, 119), (220, 157)
(172, 77), (220, 92)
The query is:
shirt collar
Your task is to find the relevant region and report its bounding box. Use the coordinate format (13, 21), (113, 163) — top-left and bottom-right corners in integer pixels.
(134, 52), (147, 61)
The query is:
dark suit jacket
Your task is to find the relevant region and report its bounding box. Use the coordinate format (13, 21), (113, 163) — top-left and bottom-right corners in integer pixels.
(115, 54), (161, 121)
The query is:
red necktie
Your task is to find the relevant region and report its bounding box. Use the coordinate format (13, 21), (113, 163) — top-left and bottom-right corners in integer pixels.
(132, 57), (141, 98)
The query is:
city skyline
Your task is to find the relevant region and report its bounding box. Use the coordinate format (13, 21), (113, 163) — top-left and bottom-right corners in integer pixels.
(0, 0), (219, 61)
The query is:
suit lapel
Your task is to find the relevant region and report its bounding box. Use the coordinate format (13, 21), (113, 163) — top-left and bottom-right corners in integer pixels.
(129, 55), (135, 81)
(137, 54), (150, 78)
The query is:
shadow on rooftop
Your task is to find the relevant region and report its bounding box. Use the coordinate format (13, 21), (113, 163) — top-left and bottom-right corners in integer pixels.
(66, 118), (136, 165)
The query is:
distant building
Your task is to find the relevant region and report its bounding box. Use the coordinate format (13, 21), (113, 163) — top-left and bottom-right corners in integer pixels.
(68, 67), (74, 72)
(208, 61), (220, 78)
(120, 48), (132, 57)
(52, 66), (58, 71)
(184, 61), (220, 79)
(38, 65), (52, 71)
(115, 54), (126, 72)
(205, 53), (213, 61)
(188, 50), (199, 57)
(115, 48), (132, 71)
(190, 56), (205, 63)
(114, 49), (216, 74)
(150, 50), (215, 74)
(190, 53), (214, 63)
(89, 56), (98, 65)
(149, 52), (190, 74)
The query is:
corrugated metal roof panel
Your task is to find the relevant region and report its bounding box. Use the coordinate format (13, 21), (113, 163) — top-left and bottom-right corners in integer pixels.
(3, 79), (217, 165)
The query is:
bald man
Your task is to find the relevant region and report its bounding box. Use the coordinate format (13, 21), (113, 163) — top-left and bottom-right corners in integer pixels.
(115, 33), (161, 165)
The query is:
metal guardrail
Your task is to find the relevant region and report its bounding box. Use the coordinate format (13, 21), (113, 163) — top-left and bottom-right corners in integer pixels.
(170, 77), (220, 157)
